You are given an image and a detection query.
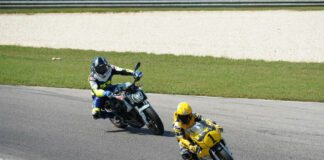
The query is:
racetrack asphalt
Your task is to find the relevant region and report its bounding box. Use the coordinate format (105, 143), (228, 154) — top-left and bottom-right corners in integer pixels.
(0, 85), (323, 160)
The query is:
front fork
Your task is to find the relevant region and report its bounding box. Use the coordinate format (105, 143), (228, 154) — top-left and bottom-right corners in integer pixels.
(219, 142), (233, 158)
(135, 101), (151, 126)
(121, 98), (151, 125)
(210, 142), (233, 160)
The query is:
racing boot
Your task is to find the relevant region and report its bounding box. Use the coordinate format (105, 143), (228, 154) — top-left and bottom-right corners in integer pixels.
(92, 108), (114, 119)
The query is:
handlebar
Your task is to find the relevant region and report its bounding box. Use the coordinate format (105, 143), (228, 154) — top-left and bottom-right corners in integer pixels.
(104, 62), (142, 95)
(132, 61), (142, 85)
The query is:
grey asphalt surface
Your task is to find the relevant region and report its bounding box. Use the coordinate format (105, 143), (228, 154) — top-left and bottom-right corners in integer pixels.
(0, 85), (323, 160)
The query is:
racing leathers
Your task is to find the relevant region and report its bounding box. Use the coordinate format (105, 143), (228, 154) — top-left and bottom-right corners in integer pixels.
(89, 64), (134, 119)
(173, 112), (215, 160)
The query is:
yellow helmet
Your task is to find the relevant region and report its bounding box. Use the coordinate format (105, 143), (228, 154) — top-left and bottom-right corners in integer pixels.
(176, 102), (192, 124)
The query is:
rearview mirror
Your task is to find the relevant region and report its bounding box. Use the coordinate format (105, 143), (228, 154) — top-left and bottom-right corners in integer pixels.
(134, 62), (141, 71)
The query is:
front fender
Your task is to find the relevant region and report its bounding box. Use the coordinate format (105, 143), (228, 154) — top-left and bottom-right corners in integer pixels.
(135, 103), (151, 125)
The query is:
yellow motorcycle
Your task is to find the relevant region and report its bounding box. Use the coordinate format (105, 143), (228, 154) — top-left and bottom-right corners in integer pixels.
(184, 120), (233, 160)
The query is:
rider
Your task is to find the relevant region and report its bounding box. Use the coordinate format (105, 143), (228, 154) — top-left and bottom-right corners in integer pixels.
(173, 102), (216, 160)
(89, 56), (143, 120)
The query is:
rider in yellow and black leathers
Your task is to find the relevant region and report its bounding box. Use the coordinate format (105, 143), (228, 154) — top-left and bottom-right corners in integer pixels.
(173, 102), (216, 160)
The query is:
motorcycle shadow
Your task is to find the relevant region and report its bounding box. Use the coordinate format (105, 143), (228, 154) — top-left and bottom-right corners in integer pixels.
(106, 127), (175, 137)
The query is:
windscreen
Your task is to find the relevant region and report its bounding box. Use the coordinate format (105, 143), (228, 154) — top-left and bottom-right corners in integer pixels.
(185, 121), (209, 140)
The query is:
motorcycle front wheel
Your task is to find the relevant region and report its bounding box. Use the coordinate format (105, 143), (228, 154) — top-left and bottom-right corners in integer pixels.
(211, 148), (233, 160)
(219, 148), (233, 160)
(144, 107), (164, 135)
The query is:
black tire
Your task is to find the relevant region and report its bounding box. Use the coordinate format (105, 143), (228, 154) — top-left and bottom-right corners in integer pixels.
(109, 118), (128, 128)
(218, 149), (233, 160)
(144, 107), (164, 135)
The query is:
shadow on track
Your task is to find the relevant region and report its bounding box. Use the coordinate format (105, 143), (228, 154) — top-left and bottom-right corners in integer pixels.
(106, 127), (175, 137)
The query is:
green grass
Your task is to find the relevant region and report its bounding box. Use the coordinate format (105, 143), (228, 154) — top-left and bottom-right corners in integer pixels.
(1, 6), (324, 14)
(1, 45), (324, 102)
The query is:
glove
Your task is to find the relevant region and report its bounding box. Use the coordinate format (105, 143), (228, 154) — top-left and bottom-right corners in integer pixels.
(103, 90), (113, 97)
(133, 71), (143, 78)
(206, 120), (217, 126)
(188, 145), (198, 153)
(113, 86), (120, 94)
(92, 113), (100, 120)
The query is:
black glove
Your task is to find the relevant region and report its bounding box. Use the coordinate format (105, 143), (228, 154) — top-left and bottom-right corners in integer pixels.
(133, 71), (143, 78)
(92, 112), (100, 120)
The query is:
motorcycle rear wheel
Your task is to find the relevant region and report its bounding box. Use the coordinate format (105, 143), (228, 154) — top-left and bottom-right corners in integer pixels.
(144, 107), (164, 135)
(109, 118), (128, 128)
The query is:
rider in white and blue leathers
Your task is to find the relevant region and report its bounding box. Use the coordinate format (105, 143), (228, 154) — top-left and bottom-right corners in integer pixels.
(89, 57), (143, 119)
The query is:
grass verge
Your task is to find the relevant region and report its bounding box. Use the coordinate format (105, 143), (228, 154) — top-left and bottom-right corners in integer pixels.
(1, 7), (324, 14)
(0, 45), (323, 102)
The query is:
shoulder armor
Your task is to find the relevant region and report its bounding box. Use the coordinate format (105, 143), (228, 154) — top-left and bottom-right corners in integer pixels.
(173, 122), (181, 130)
(89, 72), (96, 81)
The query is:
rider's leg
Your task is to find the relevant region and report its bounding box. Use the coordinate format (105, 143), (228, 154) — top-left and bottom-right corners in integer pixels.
(179, 141), (194, 160)
(92, 96), (102, 119)
(106, 84), (125, 117)
(92, 96), (114, 119)
(102, 83), (132, 122)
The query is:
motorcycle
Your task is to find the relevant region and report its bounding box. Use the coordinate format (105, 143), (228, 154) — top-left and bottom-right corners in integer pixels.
(184, 120), (233, 160)
(102, 62), (164, 135)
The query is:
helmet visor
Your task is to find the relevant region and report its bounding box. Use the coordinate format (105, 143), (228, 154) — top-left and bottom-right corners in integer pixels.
(95, 65), (108, 74)
(178, 114), (191, 124)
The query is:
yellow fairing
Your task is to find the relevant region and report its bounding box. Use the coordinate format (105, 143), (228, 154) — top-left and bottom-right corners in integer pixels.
(184, 121), (224, 158)
(197, 144), (210, 157)
(185, 125), (213, 157)
(179, 138), (193, 149)
(203, 130), (221, 147)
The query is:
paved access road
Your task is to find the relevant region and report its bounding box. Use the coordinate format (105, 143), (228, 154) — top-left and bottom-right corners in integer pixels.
(0, 85), (323, 160)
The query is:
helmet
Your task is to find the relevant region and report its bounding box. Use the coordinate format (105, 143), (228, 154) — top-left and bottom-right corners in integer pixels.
(176, 102), (192, 124)
(92, 57), (108, 74)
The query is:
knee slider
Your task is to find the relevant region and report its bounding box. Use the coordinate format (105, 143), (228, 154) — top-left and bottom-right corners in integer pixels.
(92, 107), (100, 115)
(181, 153), (192, 160)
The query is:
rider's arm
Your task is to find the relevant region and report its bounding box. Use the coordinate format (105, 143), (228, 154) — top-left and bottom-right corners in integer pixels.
(111, 65), (134, 75)
(89, 74), (98, 89)
(173, 112), (197, 152)
(173, 124), (197, 152)
(193, 113), (216, 125)
(193, 112), (202, 122)
(89, 74), (111, 97)
(173, 122), (193, 148)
